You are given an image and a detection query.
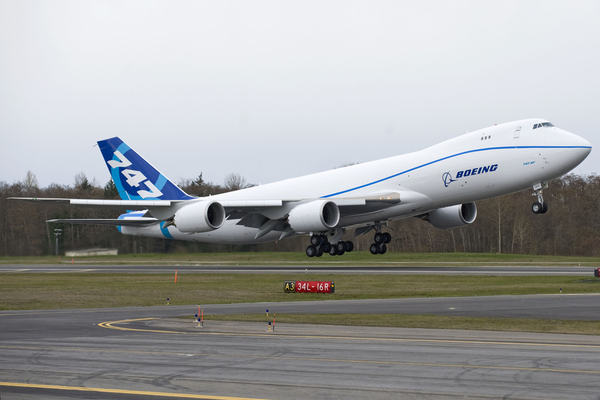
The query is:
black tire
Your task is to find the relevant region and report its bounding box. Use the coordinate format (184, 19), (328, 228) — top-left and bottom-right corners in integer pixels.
(370, 243), (379, 255)
(383, 232), (391, 244)
(322, 242), (332, 253)
(310, 235), (321, 246)
(316, 247), (323, 257)
(306, 245), (317, 257)
(329, 246), (338, 256)
(374, 232), (384, 244)
(541, 202), (548, 214)
(320, 234), (328, 243)
(532, 202), (543, 214)
(345, 241), (354, 252)
(378, 243), (387, 255)
(336, 241), (345, 256)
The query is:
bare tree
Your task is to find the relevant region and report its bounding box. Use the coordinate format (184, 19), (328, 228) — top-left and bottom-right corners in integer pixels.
(23, 170), (39, 194)
(224, 173), (247, 191)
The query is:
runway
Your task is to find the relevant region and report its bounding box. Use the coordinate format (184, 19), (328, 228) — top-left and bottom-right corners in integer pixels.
(2, 297), (600, 399)
(1, 263), (596, 276)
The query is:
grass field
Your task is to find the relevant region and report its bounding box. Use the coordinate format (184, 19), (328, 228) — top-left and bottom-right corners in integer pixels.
(1, 251), (600, 265)
(1, 272), (599, 310)
(2, 253), (600, 334)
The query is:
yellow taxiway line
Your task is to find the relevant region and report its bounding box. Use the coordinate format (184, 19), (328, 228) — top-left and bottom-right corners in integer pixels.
(0, 382), (271, 400)
(98, 317), (600, 350)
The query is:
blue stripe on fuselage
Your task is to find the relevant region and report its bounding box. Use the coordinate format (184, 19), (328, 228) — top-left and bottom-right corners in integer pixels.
(321, 145), (591, 198)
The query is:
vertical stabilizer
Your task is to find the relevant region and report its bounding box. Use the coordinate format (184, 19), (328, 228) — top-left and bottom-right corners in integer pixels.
(98, 137), (193, 201)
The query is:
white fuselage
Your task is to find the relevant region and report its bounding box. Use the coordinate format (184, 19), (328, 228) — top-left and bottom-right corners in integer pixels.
(121, 119), (591, 243)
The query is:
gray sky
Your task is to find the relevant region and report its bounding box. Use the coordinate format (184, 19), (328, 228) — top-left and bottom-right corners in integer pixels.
(1, 0), (599, 189)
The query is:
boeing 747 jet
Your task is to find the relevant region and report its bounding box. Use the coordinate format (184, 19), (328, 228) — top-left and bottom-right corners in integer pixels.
(11, 119), (591, 256)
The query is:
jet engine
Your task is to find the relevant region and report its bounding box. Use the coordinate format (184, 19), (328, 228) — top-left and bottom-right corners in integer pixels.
(173, 200), (226, 233)
(427, 202), (477, 229)
(288, 200), (340, 233)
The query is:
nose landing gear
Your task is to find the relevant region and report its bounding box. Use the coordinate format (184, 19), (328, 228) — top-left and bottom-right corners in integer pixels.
(532, 183), (549, 214)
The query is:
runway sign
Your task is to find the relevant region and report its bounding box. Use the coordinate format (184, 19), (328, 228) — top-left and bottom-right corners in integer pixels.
(284, 280), (334, 293)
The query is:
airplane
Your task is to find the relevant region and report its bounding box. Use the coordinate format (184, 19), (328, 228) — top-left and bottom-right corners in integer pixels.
(10, 118), (591, 257)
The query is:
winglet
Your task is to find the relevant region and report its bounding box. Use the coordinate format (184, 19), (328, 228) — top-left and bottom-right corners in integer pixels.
(97, 137), (194, 201)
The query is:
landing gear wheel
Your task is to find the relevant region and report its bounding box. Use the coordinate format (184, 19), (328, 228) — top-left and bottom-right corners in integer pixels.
(383, 232), (391, 244)
(378, 243), (387, 255)
(370, 243), (379, 255)
(329, 246), (338, 256)
(374, 232), (385, 244)
(336, 241), (345, 256)
(345, 241), (354, 252)
(532, 183), (548, 215)
(310, 235), (321, 246)
(320, 234), (328, 243)
(306, 245), (317, 257)
(316, 247), (323, 257)
(322, 242), (332, 253)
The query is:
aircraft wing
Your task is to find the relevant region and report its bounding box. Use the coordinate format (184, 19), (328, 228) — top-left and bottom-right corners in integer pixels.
(8, 194), (410, 213)
(10, 190), (428, 237)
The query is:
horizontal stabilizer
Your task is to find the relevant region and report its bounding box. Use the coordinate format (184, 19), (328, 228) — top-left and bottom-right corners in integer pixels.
(46, 218), (159, 227)
(9, 197), (177, 209)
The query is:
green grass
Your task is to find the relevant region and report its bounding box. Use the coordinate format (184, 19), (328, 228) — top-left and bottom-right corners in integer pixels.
(1, 252), (599, 265)
(1, 273), (599, 311)
(3, 270), (600, 335)
(201, 313), (600, 335)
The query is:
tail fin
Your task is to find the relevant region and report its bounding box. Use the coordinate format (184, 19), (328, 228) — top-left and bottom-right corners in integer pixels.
(98, 137), (193, 201)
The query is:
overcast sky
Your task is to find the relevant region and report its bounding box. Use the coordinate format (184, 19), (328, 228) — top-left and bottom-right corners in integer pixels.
(1, 0), (599, 189)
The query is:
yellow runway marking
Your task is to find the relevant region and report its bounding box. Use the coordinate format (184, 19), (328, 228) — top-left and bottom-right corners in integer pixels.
(99, 318), (182, 334)
(0, 382), (271, 399)
(98, 318), (600, 350)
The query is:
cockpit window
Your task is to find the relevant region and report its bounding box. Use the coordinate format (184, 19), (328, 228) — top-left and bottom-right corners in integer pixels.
(533, 122), (554, 129)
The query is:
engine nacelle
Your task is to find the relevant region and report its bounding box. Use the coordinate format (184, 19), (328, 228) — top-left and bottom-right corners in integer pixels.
(427, 202), (477, 229)
(288, 200), (340, 233)
(173, 200), (226, 233)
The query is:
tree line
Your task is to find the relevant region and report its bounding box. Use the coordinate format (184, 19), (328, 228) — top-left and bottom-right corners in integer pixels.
(1, 171), (599, 257)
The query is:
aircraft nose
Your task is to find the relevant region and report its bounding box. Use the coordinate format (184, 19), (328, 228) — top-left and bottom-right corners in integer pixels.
(574, 133), (592, 148)
(570, 132), (592, 161)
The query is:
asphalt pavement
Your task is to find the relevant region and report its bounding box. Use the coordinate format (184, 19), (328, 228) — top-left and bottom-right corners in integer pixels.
(2, 296), (600, 399)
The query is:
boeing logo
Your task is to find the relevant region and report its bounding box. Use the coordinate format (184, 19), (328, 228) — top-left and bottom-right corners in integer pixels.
(442, 172), (456, 187)
(443, 164), (499, 187)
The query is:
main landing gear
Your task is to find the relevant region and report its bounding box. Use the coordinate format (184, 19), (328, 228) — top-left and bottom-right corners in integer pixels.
(532, 183), (548, 214)
(369, 230), (391, 255)
(306, 234), (354, 257)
